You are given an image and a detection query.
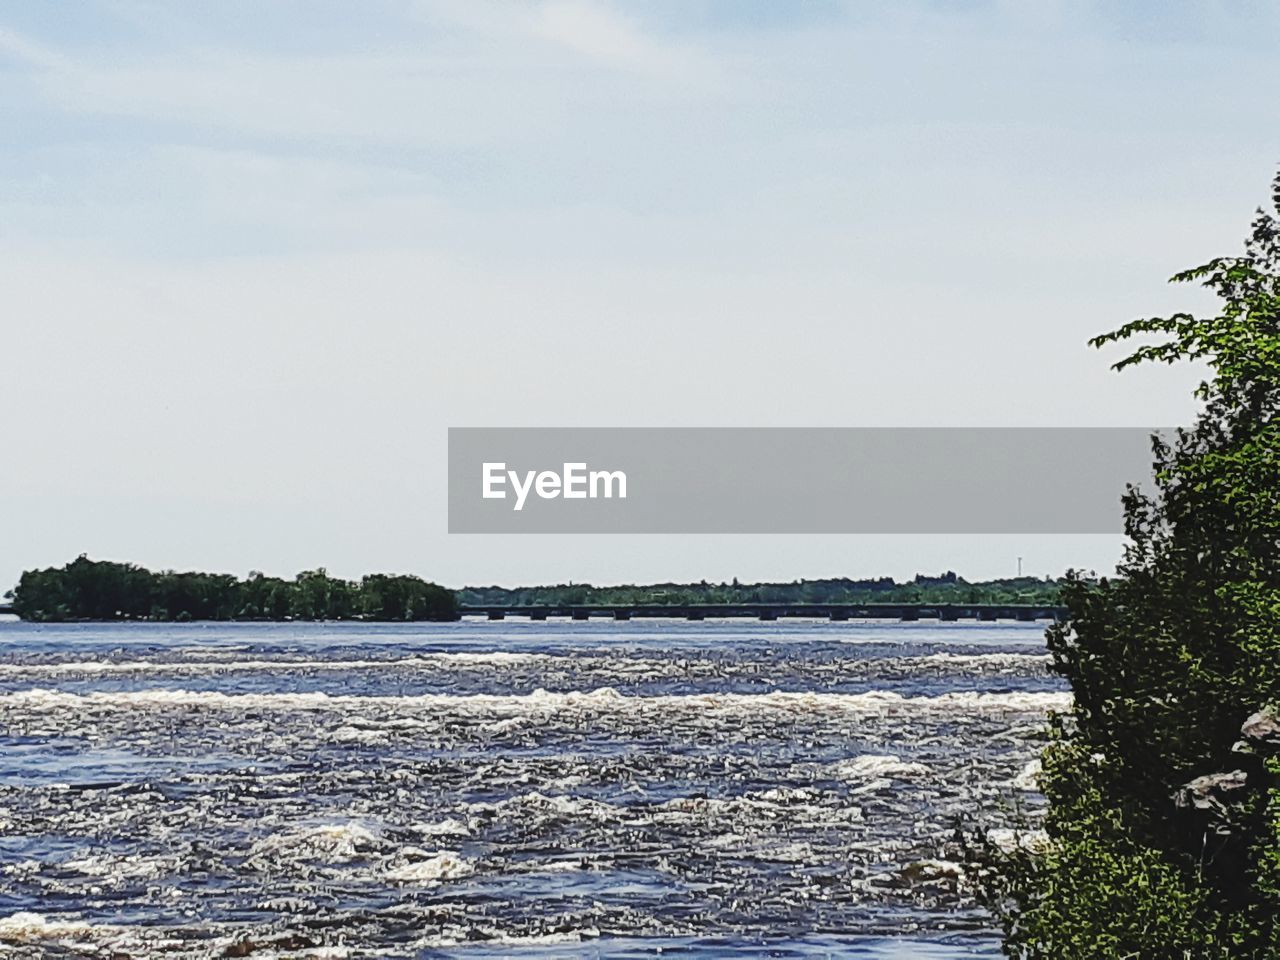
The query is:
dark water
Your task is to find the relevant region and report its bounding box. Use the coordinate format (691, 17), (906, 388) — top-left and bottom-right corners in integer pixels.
(0, 619), (1061, 958)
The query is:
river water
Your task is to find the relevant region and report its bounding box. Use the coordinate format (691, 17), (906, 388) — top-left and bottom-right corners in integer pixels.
(0, 619), (1062, 958)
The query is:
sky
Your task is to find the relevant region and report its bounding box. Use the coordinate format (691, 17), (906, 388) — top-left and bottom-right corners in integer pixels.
(2, 1), (1279, 591)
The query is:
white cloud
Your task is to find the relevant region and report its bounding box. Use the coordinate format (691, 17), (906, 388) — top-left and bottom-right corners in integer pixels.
(1, 3), (719, 155)
(532, 0), (708, 80)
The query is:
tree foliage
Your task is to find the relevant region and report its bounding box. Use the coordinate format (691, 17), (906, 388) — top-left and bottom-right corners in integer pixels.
(10, 556), (456, 622)
(988, 172), (1280, 957)
(460, 572), (1060, 608)
(7, 561), (1058, 622)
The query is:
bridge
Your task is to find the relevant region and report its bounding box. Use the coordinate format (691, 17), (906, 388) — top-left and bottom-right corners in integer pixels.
(458, 603), (1065, 622)
(0, 603), (1065, 622)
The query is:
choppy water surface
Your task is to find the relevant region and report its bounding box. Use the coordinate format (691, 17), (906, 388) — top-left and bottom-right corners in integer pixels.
(0, 619), (1061, 958)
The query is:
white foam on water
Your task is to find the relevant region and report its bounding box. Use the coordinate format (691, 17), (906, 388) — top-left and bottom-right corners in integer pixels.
(0, 910), (114, 940)
(716, 838), (820, 863)
(0, 651), (552, 676)
(409, 927), (599, 949)
(0, 686), (1072, 717)
(459, 786), (868, 837)
(656, 787), (863, 827)
(411, 818), (470, 838)
(471, 791), (628, 824)
(0, 912), (189, 955)
(827, 755), (931, 781)
(246, 821), (381, 870)
(62, 851), (173, 881)
(911, 652), (1051, 669)
(331, 724), (393, 744)
(1009, 757), (1043, 791)
(385, 849), (474, 884)
(0, 911), (347, 958)
(479, 716), (531, 736)
(986, 827), (1051, 855)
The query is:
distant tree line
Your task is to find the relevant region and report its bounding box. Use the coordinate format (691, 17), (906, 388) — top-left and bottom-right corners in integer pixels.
(7, 556), (457, 622)
(3, 559), (1063, 623)
(458, 571), (1061, 607)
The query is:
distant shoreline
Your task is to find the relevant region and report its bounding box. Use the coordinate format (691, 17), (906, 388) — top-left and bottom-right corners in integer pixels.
(4, 557), (1066, 624)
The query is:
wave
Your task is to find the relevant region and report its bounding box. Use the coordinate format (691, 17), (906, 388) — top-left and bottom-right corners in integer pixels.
(0, 650), (1049, 678)
(910, 652), (1050, 668)
(241, 820), (477, 889)
(385, 850), (474, 883)
(825, 754), (931, 781)
(409, 928), (600, 949)
(0, 911), (119, 941)
(245, 821), (382, 868)
(0, 651), (551, 676)
(0, 686), (1071, 716)
(0, 906), (595, 956)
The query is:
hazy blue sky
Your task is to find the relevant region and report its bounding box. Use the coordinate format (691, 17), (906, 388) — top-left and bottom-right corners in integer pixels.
(3, 1), (1278, 590)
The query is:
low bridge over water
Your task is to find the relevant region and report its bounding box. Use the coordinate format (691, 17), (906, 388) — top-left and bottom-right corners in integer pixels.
(0, 603), (1065, 622)
(459, 603), (1065, 623)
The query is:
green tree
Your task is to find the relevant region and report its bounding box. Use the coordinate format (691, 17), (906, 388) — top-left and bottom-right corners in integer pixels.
(987, 172), (1280, 957)
(237, 571), (293, 619)
(8, 557), (454, 623)
(12, 556), (154, 621)
(360, 573), (457, 621)
(290, 568), (357, 620)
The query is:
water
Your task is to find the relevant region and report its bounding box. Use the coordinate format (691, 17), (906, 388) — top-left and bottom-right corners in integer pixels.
(0, 618), (1060, 958)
